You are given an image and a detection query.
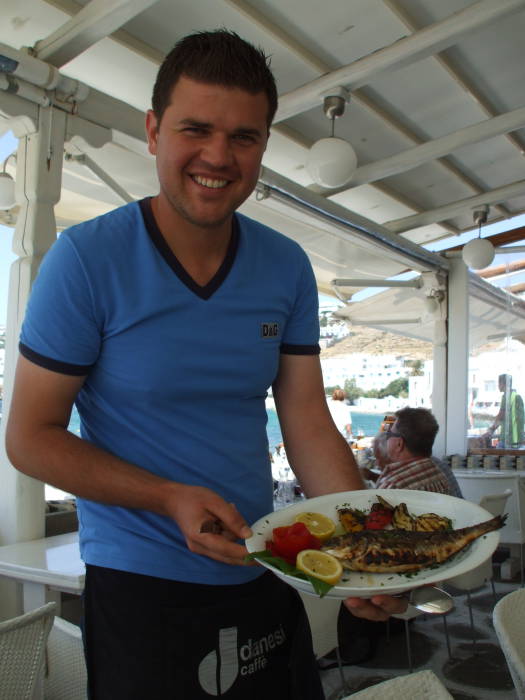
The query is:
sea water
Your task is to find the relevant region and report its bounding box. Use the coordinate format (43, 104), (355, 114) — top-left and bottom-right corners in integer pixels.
(68, 406), (384, 446)
(266, 407), (384, 448)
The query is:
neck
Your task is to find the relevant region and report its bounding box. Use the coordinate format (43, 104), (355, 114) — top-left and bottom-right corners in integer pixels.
(151, 196), (233, 286)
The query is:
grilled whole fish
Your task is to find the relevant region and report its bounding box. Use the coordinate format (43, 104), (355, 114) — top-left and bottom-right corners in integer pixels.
(322, 514), (506, 573)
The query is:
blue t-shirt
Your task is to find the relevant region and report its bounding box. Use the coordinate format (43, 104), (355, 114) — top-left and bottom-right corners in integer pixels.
(20, 199), (320, 585)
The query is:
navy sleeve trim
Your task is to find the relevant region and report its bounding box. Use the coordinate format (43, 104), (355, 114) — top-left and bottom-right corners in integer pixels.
(19, 342), (94, 376)
(280, 343), (320, 355)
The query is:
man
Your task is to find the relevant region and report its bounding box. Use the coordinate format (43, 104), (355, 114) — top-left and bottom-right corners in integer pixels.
(376, 407), (458, 494)
(486, 374), (524, 448)
(6, 31), (404, 699)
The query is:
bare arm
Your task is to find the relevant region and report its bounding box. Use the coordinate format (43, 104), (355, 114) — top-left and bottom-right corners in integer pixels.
(272, 354), (363, 496)
(6, 355), (251, 565)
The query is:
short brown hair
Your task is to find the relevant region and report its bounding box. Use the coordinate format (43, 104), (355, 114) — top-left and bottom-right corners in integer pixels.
(152, 30), (278, 129)
(332, 389), (346, 402)
(394, 407), (438, 457)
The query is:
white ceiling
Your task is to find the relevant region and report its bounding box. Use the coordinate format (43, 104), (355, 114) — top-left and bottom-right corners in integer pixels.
(1, 0), (525, 337)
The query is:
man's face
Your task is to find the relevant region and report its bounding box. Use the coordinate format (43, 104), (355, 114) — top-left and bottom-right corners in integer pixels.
(385, 421), (404, 461)
(146, 76), (269, 232)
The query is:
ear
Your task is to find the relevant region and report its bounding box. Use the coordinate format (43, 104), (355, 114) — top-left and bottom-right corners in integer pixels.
(145, 110), (159, 156)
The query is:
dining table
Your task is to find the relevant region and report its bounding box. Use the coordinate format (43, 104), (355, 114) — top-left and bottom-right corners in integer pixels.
(0, 531), (85, 614)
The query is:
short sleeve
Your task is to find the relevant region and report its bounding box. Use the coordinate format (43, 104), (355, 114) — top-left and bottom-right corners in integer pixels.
(20, 232), (101, 374)
(280, 251), (320, 355)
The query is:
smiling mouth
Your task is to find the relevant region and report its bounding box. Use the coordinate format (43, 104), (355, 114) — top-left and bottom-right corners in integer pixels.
(191, 175), (229, 189)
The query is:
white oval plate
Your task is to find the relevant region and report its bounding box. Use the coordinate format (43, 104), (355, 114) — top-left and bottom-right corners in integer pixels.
(245, 489), (501, 598)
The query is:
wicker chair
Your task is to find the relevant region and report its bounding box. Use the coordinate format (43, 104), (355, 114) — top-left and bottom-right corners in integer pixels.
(342, 669), (453, 699)
(493, 588), (525, 700)
(44, 616), (88, 699)
(0, 601), (56, 700)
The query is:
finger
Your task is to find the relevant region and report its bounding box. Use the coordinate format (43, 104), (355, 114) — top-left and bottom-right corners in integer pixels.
(189, 533), (252, 567)
(202, 502), (252, 540)
(343, 597), (392, 622)
(370, 594), (409, 615)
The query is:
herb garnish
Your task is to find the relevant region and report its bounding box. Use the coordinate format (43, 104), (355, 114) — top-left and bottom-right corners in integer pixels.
(244, 550), (334, 597)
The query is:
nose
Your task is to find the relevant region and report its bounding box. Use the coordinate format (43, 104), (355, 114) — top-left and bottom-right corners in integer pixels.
(200, 133), (234, 168)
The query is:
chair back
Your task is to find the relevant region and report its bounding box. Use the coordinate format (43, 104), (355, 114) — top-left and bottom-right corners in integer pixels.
(493, 588), (525, 700)
(299, 591), (340, 659)
(342, 669), (453, 698)
(479, 489), (512, 517)
(445, 489), (512, 591)
(0, 601), (56, 700)
(454, 473), (524, 545)
(44, 616), (88, 699)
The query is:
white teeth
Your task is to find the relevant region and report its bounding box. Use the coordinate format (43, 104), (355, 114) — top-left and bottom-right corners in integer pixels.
(192, 175), (228, 189)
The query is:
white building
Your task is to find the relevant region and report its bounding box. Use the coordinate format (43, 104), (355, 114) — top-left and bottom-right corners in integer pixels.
(469, 340), (525, 398)
(353, 396), (408, 413)
(408, 363), (433, 407)
(321, 354), (410, 392)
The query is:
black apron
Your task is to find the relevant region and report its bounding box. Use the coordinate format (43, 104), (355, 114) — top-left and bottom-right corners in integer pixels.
(83, 564), (325, 700)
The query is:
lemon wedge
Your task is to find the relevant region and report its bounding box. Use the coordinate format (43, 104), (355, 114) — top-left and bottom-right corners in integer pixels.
(296, 549), (343, 585)
(294, 512), (336, 542)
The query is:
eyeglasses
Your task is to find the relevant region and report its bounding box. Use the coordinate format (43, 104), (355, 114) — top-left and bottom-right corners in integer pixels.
(385, 429), (403, 440)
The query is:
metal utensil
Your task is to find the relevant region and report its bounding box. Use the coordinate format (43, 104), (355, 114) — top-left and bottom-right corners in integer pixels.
(408, 586), (454, 614)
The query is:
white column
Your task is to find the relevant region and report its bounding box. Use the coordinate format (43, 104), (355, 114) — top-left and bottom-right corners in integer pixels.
(432, 320), (448, 457)
(0, 106), (65, 618)
(445, 257), (470, 456)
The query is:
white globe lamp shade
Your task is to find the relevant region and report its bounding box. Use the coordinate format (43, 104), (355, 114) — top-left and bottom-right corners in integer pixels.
(306, 137), (357, 189)
(0, 172), (16, 210)
(462, 237), (495, 270)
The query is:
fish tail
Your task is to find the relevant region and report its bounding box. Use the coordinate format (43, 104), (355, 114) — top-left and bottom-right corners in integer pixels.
(455, 514), (507, 540)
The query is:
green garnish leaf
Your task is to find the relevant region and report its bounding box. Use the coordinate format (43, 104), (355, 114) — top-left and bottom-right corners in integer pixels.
(245, 550), (334, 597)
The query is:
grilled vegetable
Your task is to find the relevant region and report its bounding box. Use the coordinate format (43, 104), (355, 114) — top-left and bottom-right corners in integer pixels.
(376, 495), (394, 511)
(338, 508), (366, 533)
(413, 513), (452, 532)
(323, 515), (506, 573)
(365, 503), (393, 530)
(392, 502), (415, 531)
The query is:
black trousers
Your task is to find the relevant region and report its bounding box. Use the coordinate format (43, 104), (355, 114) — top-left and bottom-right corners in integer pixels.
(83, 565), (325, 700)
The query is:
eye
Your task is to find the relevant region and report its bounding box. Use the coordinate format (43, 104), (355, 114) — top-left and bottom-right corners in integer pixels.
(233, 132), (258, 144)
(182, 126), (208, 136)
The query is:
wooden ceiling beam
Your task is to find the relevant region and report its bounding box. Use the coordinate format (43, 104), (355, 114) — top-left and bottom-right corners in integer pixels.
(443, 225), (525, 253)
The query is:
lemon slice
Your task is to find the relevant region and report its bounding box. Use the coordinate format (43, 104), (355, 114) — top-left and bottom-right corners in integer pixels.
(294, 512), (336, 542)
(296, 549), (343, 585)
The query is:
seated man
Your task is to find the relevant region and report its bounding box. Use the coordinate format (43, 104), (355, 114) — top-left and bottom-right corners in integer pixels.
(376, 407), (458, 495)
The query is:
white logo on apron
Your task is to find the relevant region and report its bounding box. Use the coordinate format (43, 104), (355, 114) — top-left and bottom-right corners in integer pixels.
(198, 627), (238, 695)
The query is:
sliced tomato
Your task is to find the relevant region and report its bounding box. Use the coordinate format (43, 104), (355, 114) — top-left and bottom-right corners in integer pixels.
(270, 522), (321, 563)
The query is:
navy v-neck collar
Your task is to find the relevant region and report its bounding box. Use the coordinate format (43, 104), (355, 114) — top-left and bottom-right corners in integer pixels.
(139, 197), (239, 300)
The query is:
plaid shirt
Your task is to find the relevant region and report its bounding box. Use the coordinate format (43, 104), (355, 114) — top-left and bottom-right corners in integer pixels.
(376, 457), (451, 494)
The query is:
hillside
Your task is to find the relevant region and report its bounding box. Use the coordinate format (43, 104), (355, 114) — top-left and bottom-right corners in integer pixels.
(321, 326), (432, 360)
(320, 325), (512, 360)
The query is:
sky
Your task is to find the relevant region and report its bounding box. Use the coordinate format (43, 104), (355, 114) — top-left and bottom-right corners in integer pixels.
(1, 130), (525, 324)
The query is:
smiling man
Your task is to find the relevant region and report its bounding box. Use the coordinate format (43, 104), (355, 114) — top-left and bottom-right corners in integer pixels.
(6, 30), (405, 699)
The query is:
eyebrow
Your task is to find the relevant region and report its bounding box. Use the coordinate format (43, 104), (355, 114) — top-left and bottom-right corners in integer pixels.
(179, 118), (263, 138)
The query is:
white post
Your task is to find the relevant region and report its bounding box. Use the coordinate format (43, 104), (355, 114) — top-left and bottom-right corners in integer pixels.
(0, 106), (65, 618)
(432, 319), (448, 457)
(445, 257), (470, 456)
